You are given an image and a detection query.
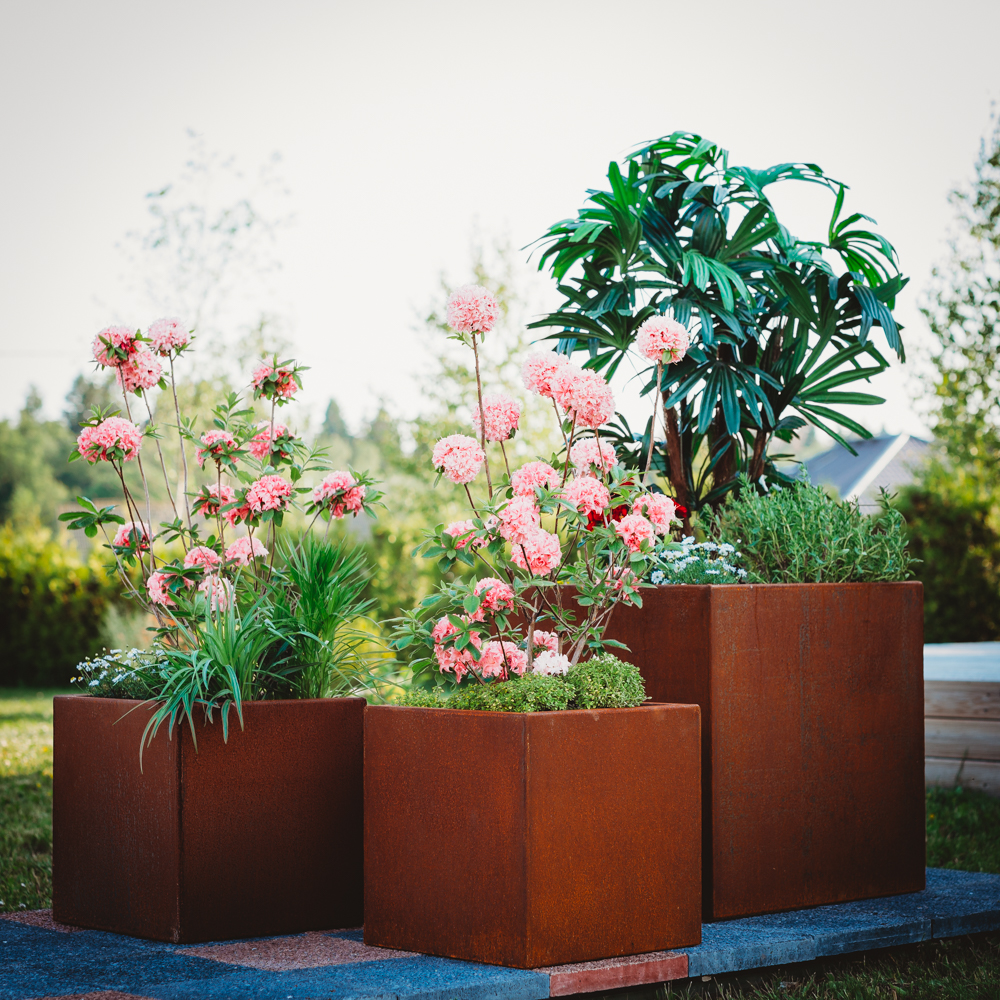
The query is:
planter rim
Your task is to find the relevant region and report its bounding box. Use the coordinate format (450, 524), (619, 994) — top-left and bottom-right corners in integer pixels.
(646, 580), (919, 589)
(368, 702), (671, 718)
(55, 695), (366, 705)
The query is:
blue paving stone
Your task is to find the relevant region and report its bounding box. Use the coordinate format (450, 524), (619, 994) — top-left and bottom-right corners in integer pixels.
(143, 956), (549, 1000)
(924, 867), (1000, 938)
(681, 922), (815, 978)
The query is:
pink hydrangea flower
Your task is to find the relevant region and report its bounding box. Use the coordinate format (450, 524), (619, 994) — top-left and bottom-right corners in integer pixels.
(148, 317), (190, 356)
(531, 630), (560, 653)
(606, 564), (640, 595)
(431, 616), (483, 681)
(446, 285), (500, 335)
(498, 495), (541, 544)
(193, 483), (236, 520)
(311, 471), (367, 518)
(251, 361), (299, 400)
(472, 577), (516, 617)
(533, 650), (570, 676)
(615, 512), (655, 552)
(196, 430), (237, 467)
(521, 352), (569, 398)
(115, 349), (163, 394)
(92, 325), (139, 367)
(510, 461), (560, 496)
(480, 641), (528, 678)
(225, 535), (269, 566)
(551, 366), (616, 429)
(147, 569), (176, 607)
(248, 423), (293, 462)
(246, 474), (294, 514)
(183, 545), (222, 572)
(444, 519), (485, 550)
(76, 417), (143, 463)
(431, 434), (485, 485)
(636, 316), (690, 364)
(471, 392), (521, 442)
(570, 437), (618, 474)
(511, 527), (562, 575)
(225, 501), (252, 528)
(634, 493), (679, 535)
(112, 521), (149, 550)
(198, 574), (232, 611)
(560, 476), (611, 518)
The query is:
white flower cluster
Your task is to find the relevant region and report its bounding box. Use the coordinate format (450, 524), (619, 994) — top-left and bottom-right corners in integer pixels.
(649, 536), (747, 585)
(72, 648), (168, 698)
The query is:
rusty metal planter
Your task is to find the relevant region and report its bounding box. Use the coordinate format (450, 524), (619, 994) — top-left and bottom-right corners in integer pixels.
(602, 582), (925, 921)
(363, 703), (701, 968)
(52, 696), (364, 942)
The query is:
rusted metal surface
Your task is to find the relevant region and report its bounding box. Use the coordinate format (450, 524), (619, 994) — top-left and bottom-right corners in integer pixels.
(53, 696), (364, 942)
(604, 582), (926, 921)
(364, 703), (701, 968)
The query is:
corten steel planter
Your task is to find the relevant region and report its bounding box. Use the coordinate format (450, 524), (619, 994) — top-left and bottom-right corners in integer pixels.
(601, 582), (925, 921)
(53, 696), (364, 942)
(364, 703), (702, 968)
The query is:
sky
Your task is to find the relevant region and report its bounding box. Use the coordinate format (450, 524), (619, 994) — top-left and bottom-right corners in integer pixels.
(2, 0), (999, 444)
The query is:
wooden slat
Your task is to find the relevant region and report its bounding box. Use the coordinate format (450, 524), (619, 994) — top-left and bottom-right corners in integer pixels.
(924, 718), (1000, 761)
(925, 756), (1000, 797)
(925, 681), (1000, 719)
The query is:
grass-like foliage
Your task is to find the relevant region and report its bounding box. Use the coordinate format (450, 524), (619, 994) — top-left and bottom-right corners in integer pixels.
(710, 479), (915, 584)
(927, 786), (1000, 874)
(400, 654), (646, 712)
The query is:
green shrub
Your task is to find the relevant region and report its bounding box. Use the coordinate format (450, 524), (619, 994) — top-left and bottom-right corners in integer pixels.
(398, 654), (646, 712)
(711, 479), (915, 583)
(0, 525), (123, 687)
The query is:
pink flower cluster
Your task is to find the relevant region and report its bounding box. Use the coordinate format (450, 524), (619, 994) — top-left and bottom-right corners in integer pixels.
(148, 318), (190, 356)
(444, 519), (485, 550)
(570, 437), (618, 474)
(472, 577), (515, 618)
(198, 574), (232, 611)
(112, 521), (149, 550)
(510, 461), (559, 496)
(533, 650), (570, 676)
(115, 350), (163, 394)
(446, 285), (500, 335)
(511, 527), (562, 575)
(560, 476), (611, 517)
(471, 392), (521, 442)
(311, 471), (367, 518)
(531, 630), (559, 653)
(615, 512), (655, 552)
(551, 366), (616, 429)
(196, 430), (237, 467)
(432, 434), (485, 485)
(432, 616), (483, 681)
(248, 423), (293, 462)
(183, 545), (222, 572)
(636, 316), (689, 364)
(521, 352), (569, 398)
(251, 362), (299, 400)
(480, 641), (527, 678)
(92, 325), (140, 367)
(225, 535), (269, 566)
(634, 493), (678, 534)
(147, 569), (176, 607)
(76, 417), (143, 463)
(193, 483), (235, 520)
(246, 474), (294, 514)
(497, 496), (540, 543)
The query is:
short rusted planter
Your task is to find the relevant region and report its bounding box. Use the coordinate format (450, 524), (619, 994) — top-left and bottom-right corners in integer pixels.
(364, 703), (702, 968)
(53, 696), (364, 942)
(603, 582), (925, 921)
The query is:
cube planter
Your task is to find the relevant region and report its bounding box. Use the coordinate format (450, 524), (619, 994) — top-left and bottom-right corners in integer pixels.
(364, 703), (702, 968)
(602, 582), (925, 920)
(53, 696), (364, 942)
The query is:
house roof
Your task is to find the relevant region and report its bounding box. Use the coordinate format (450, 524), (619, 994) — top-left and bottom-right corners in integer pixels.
(803, 434), (931, 505)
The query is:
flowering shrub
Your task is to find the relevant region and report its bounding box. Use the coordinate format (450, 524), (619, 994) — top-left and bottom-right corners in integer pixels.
(60, 318), (387, 741)
(392, 282), (688, 697)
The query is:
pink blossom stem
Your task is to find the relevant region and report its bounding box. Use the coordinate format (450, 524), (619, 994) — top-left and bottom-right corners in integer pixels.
(499, 440), (512, 480)
(119, 388), (156, 578)
(463, 484), (478, 515)
(553, 399), (568, 448)
(643, 362), (662, 483)
(470, 333), (493, 496)
(98, 522), (146, 606)
(168, 355), (192, 529)
(562, 414), (578, 486)
(215, 463), (226, 549)
(113, 462), (152, 580)
(143, 394), (183, 545)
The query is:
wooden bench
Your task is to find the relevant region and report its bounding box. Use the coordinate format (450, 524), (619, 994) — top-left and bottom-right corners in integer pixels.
(924, 643), (1000, 797)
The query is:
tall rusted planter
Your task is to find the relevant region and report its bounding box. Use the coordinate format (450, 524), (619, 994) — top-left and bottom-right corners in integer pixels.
(602, 582), (925, 921)
(364, 703), (702, 968)
(53, 696), (364, 942)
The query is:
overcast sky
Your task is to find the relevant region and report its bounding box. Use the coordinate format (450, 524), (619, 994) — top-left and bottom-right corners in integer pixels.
(2, 0), (999, 441)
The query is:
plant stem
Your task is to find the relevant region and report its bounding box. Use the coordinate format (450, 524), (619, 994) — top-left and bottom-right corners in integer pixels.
(120, 388), (156, 578)
(143, 394), (182, 544)
(215, 463), (226, 550)
(643, 362), (662, 483)
(562, 414), (578, 485)
(499, 439), (512, 480)
(471, 333), (493, 496)
(169, 355), (192, 529)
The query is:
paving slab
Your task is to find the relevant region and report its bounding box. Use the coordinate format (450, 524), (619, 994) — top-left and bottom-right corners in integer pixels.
(3, 869), (999, 999)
